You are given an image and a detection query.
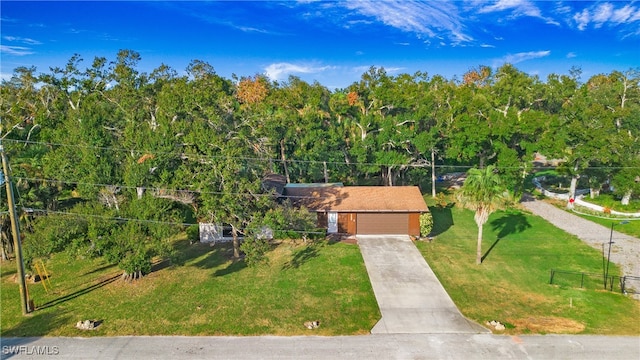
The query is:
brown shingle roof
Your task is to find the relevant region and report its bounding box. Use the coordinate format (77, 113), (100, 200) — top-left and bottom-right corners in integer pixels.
(285, 186), (428, 212)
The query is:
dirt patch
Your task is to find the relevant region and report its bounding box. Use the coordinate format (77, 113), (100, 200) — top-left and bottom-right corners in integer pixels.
(508, 316), (585, 334)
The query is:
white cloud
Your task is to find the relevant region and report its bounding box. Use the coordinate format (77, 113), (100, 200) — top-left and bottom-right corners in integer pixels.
(384, 67), (404, 74)
(0, 45), (34, 56)
(264, 62), (333, 81)
(476, 0), (557, 24)
(593, 3), (614, 28)
(352, 65), (372, 74)
(572, 2), (640, 31)
(566, 52), (577, 58)
(479, 0), (540, 17)
(342, 0), (472, 44)
(480, 43), (495, 48)
(499, 50), (551, 65)
(3, 36), (42, 45)
(1, 72), (14, 82)
(573, 8), (590, 30)
(236, 26), (269, 34)
(345, 19), (373, 28)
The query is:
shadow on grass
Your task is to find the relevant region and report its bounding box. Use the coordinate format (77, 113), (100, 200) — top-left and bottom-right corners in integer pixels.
(191, 243), (230, 270)
(214, 259), (247, 276)
(282, 244), (320, 270)
(490, 211), (532, 239)
(482, 211), (532, 262)
(186, 242), (248, 276)
(81, 262), (117, 277)
(35, 273), (120, 311)
(1, 308), (72, 337)
(481, 237), (503, 263)
(429, 204), (455, 237)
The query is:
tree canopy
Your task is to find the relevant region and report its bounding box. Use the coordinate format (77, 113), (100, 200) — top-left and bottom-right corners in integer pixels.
(1, 50), (638, 274)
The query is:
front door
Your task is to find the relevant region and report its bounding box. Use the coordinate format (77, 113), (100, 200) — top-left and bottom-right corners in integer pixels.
(327, 212), (338, 233)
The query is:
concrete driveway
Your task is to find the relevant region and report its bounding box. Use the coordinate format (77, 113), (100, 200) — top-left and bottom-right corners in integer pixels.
(357, 235), (488, 334)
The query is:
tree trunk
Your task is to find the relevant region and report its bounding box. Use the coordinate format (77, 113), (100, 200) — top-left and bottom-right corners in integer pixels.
(431, 149), (436, 198)
(323, 161), (328, 183)
(568, 175), (578, 209)
(476, 222), (483, 265)
(567, 160), (579, 209)
(280, 139), (290, 184)
(232, 226), (240, 258)
(1, 231), (13, 261)
(621, 190), (632, 205)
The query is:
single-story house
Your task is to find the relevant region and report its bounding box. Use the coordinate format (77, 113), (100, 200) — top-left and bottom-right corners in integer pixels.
(284, 184), (429, 236)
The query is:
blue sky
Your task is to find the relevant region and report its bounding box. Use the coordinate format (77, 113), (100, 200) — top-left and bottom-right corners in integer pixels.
(1, 1), (639, 89)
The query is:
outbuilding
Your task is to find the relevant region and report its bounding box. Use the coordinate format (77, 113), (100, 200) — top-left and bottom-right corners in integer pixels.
(284, 185), (428, 236)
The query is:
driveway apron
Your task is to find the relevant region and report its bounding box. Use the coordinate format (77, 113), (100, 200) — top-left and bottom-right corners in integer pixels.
(357, 235), (488, 334)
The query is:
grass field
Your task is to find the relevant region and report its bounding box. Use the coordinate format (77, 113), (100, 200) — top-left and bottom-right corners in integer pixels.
(1, 239), (379, 336)
(417, 199), (640, 335)
(2, 198), (639, 336)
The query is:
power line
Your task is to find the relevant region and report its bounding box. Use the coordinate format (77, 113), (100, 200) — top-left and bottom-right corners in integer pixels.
(2, 138), (449, 169)
(14, 176), (346, 200)
(8, 138), (621, 171)
(23, 208), (326, 235)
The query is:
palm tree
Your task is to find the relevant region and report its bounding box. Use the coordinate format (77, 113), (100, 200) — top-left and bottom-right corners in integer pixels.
(456, 165), (507, 264)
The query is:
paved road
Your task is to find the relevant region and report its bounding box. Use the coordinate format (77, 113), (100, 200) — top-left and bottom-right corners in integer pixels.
(2, 334), (639, 359)
(357, 235), (486, 334)
(520, 194), (640, 278)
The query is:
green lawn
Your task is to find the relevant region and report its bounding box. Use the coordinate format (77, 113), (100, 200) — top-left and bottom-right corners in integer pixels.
(582, 193), (640, 213)
(1, 239), (379, 336)
(2, 201), (639, 336)
(418, 200), (640, 335)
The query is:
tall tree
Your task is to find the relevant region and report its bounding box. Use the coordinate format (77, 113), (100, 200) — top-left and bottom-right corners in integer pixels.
(456, 165), (507, 264)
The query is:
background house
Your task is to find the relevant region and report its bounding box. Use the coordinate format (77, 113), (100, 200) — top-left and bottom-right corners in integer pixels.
(284, 185), (428, 236)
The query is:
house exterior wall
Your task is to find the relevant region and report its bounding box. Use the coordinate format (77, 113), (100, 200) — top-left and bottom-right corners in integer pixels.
(338, 213), (356, 234)
(408, 213), (421, 236)
(316, 211), (422, 236)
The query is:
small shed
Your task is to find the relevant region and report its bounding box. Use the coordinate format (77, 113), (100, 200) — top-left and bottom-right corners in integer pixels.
(284, 185), (428, 236)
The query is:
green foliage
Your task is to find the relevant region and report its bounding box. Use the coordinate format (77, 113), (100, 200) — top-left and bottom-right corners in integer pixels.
(239, 236), (271, 267)
(186, 225), (199, 243)
(456, 165), (508, 264)
(23, 214), (88, 269)
(419, 212), (434, 237)
(4, 51), (639, 274)
(457, 166), (507, 221)
(261, 201), (320, 241)
(119, 248), (152, 276)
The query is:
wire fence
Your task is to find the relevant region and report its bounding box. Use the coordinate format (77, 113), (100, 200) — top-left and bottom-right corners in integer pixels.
(549, 269), (640, 295)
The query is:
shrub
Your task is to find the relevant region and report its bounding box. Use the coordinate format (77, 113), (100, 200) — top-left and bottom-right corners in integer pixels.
(119, 249), (152, 281)
(186, 224), (200, 243)
(419, 212), (434, 237)
(240, 236), (271, 267)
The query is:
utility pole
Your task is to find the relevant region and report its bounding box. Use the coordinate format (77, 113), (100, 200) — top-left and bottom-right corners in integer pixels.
(431, 149), (436, 198)
(1, 141), (31, 314)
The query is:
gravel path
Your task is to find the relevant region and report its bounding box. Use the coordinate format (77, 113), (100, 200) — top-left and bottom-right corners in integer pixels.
(520, 194), (640, 280)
